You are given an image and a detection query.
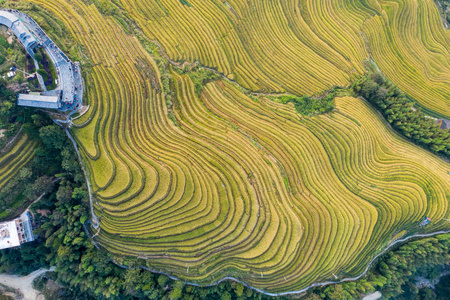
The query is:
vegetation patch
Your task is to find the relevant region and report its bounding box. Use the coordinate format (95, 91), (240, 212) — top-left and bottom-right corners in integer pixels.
(34, 48), (56, 89)
(269, 88), (341, 115)
(180, 0), (192, 7)
(352, 72), (450, 156)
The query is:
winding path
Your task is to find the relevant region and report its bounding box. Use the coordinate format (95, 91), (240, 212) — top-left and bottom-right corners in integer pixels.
(0, 267), (55, 300)
(112, 229), (450, 297)
(54, 117), (99, 229)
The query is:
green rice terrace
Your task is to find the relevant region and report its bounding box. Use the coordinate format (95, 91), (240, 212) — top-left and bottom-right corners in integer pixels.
(0, 0), (449, 294)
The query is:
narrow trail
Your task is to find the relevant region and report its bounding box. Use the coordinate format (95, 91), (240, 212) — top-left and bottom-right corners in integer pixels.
(0, 127), (22, 154)
(54, 117), (99, 229)
(110, 228), (450, 297)
(151, 39), (296, 98)
(0, 267), (55, 300)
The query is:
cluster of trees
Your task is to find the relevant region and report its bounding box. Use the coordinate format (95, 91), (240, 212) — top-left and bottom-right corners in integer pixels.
(352, 73), (450, 156)
(393, 273), (450, 300)
(273, 88), (338, 116)
(0, 78), (20, 144)
(0, 78), (67, 216)
(0, 31), (27, 82)
(435, 0), (450, 24)
(34, 48), (56, 89)
(0, 112), (68, 219)
(0, 35), (10, 65)
(0, 35), (9, 49)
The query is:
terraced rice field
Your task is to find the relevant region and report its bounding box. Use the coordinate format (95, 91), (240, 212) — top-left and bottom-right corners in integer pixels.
(11, 0), (450, 292)
(120, 0), (450, 116)
(0, 134), (37, 187)
(364, 0), (450, 117)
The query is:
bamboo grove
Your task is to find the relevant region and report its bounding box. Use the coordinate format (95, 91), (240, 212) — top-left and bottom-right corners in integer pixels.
(352, 73), (450, 156)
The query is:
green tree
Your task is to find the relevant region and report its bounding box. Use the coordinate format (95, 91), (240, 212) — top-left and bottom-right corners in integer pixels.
(37, 68), (46, 77)
(435, 275), (450, 300)
(26, 175), (54, 198)
(171, 281), (184, 299)
(34, 52), (43, 62)
(234, 282), (245, 297)
(158, 274), (170, 288)
(417, 288), (436, 300)
(39, 125), (67, 150)
(361, 80), (378, 99)
(56, 185), (73, 204)
(221, 291), (232, 300)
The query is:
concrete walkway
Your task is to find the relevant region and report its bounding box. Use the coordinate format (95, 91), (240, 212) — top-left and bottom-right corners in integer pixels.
(363, 291), (382, 300)
(0, 267), (54, 300)
(35, 73), (46, 92)
(32, 59), (46, 92)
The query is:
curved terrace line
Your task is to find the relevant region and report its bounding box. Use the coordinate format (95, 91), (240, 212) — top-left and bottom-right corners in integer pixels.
(6, 9), (449, 298)
(105, 229), (450, 297)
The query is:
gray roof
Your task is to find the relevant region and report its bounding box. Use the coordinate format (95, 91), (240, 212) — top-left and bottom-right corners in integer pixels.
(0, 11), (19, 28)
(440, 119), (450, 131)
(12, 21), (37, 50)
(17, 93), (60, 109)
(0, 11), (37, 52)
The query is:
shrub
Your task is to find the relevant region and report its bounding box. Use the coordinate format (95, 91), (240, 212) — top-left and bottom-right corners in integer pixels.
(0, 36), (9, 49)
(180, 0), (192, 7)
(272, 90), (336, 115)
(33, 52), (43, 62)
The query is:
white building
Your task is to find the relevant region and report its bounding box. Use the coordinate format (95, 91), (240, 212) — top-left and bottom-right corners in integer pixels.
(0, 211), (35, 250)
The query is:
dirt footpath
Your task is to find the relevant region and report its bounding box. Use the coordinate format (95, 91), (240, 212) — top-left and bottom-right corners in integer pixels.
(0, 267), (55, 300)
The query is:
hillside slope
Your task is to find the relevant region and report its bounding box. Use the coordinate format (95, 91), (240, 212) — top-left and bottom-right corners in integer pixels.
(7, 0), (450, 293)
(119, 0), (450, 116)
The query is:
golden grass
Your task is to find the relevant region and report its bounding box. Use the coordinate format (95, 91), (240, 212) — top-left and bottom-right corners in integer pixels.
(14, 0), (450, 292)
